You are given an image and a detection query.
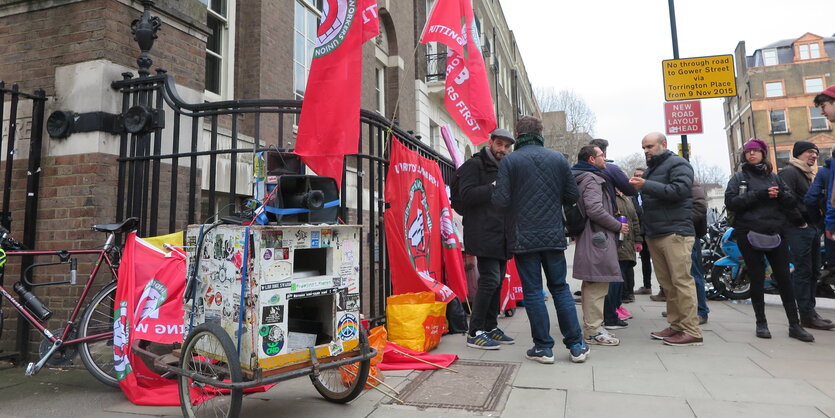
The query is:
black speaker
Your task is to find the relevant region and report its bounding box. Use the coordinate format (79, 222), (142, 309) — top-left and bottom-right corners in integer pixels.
(264, 151), (302, 176)
(266, 175), (339, 224)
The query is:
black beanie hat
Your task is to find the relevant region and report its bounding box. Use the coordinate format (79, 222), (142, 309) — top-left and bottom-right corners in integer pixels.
(792, 141), (819, 158)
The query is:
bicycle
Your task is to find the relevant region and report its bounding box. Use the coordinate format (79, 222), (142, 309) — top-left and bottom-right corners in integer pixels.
(0, 217), (138, 388)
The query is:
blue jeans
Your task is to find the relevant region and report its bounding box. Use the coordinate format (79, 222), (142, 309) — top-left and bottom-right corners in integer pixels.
(514, 250), (583, 349)
(785, 225), (819, 318)
(691, 239), (709, 318)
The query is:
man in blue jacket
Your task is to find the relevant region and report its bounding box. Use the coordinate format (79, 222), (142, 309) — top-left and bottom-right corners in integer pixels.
(492, 115), (589, 364)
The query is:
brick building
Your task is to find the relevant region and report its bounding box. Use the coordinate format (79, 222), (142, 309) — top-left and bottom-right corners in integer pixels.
(0, 0), (539, 359)
(723, 33), (835, 171)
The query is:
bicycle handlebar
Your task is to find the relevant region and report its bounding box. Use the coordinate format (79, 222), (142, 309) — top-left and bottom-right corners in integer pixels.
(0, 226), (26, 251)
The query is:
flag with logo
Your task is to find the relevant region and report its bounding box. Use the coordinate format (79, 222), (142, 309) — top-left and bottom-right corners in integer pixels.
(114, 232), (186, 405)
(384, 139), (468, 302)
(419, 0), (496, 145)
(294, 0), (380, 189)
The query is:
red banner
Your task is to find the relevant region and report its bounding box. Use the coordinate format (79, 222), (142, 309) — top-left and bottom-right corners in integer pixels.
(294, 0), (380, 189)
(385, 139), (468, 302)
(114, 233), (187, 405)
(420, 0), (496, 145)
(500, 258), (523, 311)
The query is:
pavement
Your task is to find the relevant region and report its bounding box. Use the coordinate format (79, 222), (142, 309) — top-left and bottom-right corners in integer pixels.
(4, 246), (835, 417)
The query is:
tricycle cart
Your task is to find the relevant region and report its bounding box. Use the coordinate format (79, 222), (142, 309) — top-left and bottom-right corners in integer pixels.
(134, 223), (375, 418)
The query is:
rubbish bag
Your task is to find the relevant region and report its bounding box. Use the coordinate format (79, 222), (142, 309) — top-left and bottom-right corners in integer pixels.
(386, 292), (447, 352)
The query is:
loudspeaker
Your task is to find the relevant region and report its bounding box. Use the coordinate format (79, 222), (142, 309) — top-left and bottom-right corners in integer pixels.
(264, 152), (302, 176)
(266, 175), (339, 224)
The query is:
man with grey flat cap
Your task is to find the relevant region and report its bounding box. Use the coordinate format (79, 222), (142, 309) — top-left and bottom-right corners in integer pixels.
(454, 128), (516, 350)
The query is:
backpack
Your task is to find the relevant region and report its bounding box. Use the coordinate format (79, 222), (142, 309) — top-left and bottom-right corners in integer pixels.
(564, 170), (618, 238)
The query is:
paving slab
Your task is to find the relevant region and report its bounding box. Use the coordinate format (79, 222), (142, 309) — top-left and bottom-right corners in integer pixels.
(564, 389), (694, 418)
(686, 397), (827, 418)
(697, 373), (835, 407)
(658, 352), (770, 378)
(511, 360), (593, 392)
(502, 387), (566, 417)
(751, 357), (835, 380)
(593, 367), (711, 399)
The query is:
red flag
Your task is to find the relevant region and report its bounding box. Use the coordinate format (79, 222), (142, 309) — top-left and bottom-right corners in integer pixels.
(384, 139), (468, 302)
(500, 258), (523, 311)
(420, 0), (496, 145)
(114, 233), (186, 405)
(294, 0), (380, 189)
(378, 341), (458, 371)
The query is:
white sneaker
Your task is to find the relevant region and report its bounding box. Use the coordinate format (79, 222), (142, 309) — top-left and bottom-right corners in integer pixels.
(585, 330), (620, 346)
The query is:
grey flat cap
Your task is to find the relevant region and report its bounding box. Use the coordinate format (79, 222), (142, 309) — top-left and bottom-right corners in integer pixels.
(491, 128), (515, 143)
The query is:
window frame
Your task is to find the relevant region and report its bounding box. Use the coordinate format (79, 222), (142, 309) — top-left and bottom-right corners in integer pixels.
(764, 80), (784, 98)
(809, 106), (830, 132)
(202, 0), (236, 101)
(798, 43), (821, 60)
(762, 48), (778, 66)
(804, 76), (825, 94)
(770, 109), (788, 134)
(293, 0), (323, 101)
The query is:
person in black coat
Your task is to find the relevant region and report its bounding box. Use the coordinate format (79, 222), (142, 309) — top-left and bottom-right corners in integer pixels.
(724, 138), (814, 342)
(456, 128), (515, 350)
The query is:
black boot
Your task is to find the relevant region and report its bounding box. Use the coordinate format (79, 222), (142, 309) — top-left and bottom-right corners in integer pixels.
(755, 322), (771, 339)
(789, 324), (815, 342)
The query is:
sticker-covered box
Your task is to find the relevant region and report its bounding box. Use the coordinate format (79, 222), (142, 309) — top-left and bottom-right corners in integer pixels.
(184, 224), (362, 372)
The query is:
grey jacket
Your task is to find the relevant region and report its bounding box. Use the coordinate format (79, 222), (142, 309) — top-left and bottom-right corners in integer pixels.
(492, 143), (579, 253)
(641, 150), (695, 238)
(572, 172), (622, 282)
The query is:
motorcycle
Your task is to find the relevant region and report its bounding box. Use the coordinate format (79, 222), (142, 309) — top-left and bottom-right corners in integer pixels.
(710, 227), (753, 300)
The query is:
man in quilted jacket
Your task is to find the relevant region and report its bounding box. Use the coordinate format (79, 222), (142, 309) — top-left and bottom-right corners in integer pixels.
(492, 115), (590, 364)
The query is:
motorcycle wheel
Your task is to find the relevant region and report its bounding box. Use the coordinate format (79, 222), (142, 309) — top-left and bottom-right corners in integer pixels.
(710, 264), (751, 300)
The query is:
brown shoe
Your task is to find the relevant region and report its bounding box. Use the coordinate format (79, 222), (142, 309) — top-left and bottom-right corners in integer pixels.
(663, 332), (703, 346)
(801, 316), (835, 330)
(649, 292), (667, 302)
(650, 327), (679, 340)
(635, 287), (652, 295)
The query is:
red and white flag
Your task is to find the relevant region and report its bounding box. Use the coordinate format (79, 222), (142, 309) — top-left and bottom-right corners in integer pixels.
(420, 0), (496, 145)
(294, 0), (380, 189)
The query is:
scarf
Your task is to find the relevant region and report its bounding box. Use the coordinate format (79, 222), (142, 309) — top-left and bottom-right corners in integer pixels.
(571, 161), (602, 173)
(788, 156), (817, 184)
(514, 132), (544, 150)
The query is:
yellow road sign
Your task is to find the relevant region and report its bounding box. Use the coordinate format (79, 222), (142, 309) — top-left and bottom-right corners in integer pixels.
(662, 54), (736, 101)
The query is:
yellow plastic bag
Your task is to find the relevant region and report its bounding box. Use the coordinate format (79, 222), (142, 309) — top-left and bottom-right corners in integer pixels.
(386, 292), (448, 352)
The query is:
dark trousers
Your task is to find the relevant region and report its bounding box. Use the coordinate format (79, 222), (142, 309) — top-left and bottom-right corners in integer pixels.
(621, 260), (635, 299)
(736, 231), (799, 325)
(604, 260), (632, 324)
(468, 257), (507, 336)
(785, 226), (820, 318)
(640, 241), (653, 288)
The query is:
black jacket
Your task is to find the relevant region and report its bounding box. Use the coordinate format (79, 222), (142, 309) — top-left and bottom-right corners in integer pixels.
(457, 147), (512, 260)
(725, 163), (799, 235)
(691, 183), (708, 238)
(492, 143), (579, 253)
(778, 163), (813, 226)
(640, 150), (695, 238)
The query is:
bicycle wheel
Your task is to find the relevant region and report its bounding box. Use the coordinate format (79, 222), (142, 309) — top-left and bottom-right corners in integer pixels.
(78, 281), (119, 388)
(310, 330), (370, 403)
(178, 322), (242, 418)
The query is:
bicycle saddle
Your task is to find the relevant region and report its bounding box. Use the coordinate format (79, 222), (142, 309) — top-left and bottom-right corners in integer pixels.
(91, 217), (139, 233)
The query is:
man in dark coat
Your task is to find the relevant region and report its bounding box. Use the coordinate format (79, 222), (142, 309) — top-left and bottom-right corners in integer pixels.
(456, 128), (516, 349)
(629, 132), (702, 346)
(492, 115), (589, 364)
(780, 140), (834, 330)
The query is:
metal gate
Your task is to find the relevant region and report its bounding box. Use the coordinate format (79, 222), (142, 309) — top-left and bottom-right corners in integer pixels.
(0, 82), (47, 360)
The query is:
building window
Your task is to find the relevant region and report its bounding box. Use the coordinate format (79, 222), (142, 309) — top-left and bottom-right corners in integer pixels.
(202, 0), (236, 99)
(294, 0), (323, 100)
(770, 109), (787, 134)
(762, 48), (778, 66)
(765, 81), (784, 98)
(810, 106), (830, 131)
(375, 66), (385, 114)
(798, 43), (821, 60)
(775, 150), (790, 169)
(805, 77), (825, 94)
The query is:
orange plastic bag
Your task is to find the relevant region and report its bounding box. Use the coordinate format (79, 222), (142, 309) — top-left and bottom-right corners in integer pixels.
(386, 292), (448, 352)
(339, 326), (387, 389)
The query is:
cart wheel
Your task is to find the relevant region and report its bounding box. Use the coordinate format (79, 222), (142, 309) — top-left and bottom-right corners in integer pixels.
(310, 330), (371, 403)
(178, 322), (242, 418)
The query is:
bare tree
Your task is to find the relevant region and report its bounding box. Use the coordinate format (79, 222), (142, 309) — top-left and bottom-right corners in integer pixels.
(615, 153), (647, 177)
(691, 155), (730, 187)
(535, 87), (596, 159)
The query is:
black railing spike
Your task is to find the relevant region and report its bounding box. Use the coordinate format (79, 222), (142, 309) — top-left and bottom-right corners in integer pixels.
(131, 0), (162, 77)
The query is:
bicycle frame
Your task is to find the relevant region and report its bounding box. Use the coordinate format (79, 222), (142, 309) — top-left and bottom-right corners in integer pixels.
(1, 235), (119, 350)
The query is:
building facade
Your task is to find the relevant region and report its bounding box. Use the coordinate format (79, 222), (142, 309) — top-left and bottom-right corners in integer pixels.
(723, 33), (835, 171)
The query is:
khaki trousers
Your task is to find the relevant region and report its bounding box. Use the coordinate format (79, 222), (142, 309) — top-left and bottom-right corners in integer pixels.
(581, 281), (610, 336)
(647, 234), (702, 338)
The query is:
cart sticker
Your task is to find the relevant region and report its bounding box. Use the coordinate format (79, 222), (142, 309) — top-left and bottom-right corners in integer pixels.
(329, 340), (344, 356)
(264, 260), (292, 281)
(336, 289), (348, 310)
(267, 293), (281, 304)
(320, 229), (332, 247)
(311, 231), (320, 248)
(291, 278), (334, 292)
(337, 313), (358, 341)
(295, 230), (309, 248)
(287, 288), (338, 299)
(261, 281), (292, 291)
(214, 292), (223, 306)
(262, 305), (284, 324)
(345, 294), (360, 311)
(222, 298), (233, 317)
(260, 230), (283, 248)
(260, 325), (285, 356)
(263, 248), (272, 260)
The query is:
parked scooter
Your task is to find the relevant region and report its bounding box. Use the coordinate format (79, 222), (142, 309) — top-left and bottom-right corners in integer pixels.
(710, 227), (753, 300)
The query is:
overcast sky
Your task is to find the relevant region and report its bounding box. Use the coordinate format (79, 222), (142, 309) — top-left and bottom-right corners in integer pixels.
(501, 0), (833, 173)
